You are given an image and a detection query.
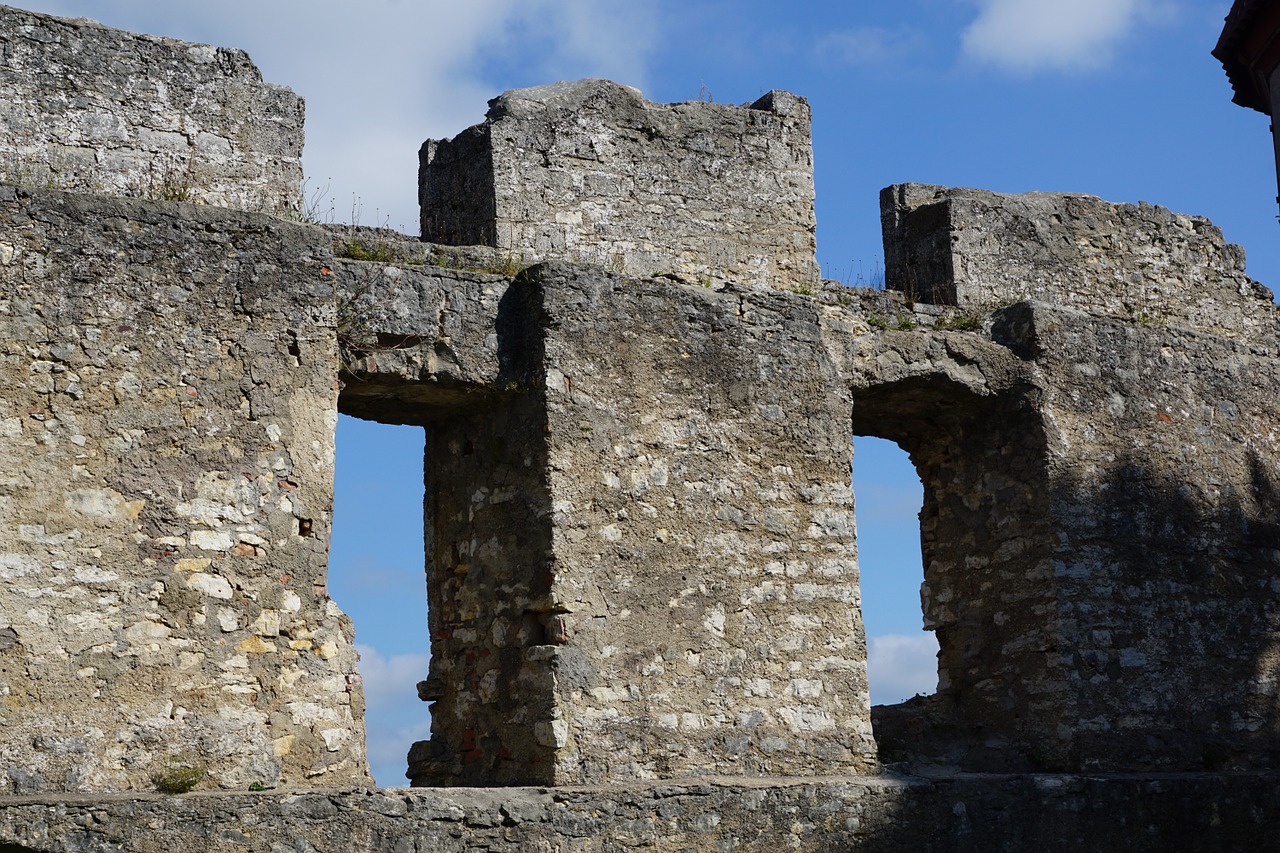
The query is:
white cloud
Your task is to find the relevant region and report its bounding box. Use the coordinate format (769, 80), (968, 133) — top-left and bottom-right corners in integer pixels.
(356, 643), (429, 712)
(867, 633), (938, 706)
(355, 644), (430, 786)
(816, 26), (925, 67)
(960, 0), (1162, 73)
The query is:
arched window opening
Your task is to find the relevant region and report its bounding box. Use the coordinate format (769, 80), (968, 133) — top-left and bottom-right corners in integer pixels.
(330, 414), (427, 786)
(853, 436), (938, 707)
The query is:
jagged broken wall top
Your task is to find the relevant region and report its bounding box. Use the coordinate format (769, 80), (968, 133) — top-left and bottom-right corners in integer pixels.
(420, 79), (819, 290)
(0, 4), (303, 213)
(882, 183), (1274, 338)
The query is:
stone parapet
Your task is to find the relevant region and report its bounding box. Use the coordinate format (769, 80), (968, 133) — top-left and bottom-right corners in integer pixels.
(420, 79), (819, 291)
(881, 183), (1275, 342)
(0, 5), (304, 214)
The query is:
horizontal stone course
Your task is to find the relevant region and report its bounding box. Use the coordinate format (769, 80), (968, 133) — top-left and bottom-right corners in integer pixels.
(1, 773), (1277, 851)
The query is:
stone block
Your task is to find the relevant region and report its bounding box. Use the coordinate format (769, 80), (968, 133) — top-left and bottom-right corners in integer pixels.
(420, 79), (819, 291)
(0, 6), (304, 214)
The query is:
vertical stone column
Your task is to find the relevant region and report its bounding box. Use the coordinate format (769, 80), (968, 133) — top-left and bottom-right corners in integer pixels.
(534, 264), (875, 782)
(408, 395), (560, 786)
(421, 79), (819, 291)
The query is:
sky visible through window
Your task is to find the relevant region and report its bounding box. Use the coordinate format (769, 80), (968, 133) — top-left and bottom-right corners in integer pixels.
(329, 416), (429, 786)
(852, 437), (937, 709)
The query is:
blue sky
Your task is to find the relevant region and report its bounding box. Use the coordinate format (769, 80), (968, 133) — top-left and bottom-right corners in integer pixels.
(17, 0), (1268, 786)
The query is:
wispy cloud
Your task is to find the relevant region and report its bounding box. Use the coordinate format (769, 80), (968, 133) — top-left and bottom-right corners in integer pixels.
(355, 644), (430, 786)
(816, 26), (926, 67)
(960, 0), (1166, 73)
(867, 633), (937, 706)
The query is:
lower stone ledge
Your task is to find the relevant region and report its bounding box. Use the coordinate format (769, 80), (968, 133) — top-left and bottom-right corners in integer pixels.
(0, 772), (1277, 852)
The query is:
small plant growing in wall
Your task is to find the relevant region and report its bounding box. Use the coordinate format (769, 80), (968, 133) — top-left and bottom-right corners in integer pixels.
(331, 263), (422, 379)
(130, 156), (204, 204)
(934, 311), (983, 332)
(152, 759), (206, 794)
(338, 236), (398, 263)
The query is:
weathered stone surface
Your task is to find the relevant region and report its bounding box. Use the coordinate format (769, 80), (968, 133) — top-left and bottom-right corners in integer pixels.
(8, 169), (1280, 795)
(5, 6), (1280, 846)
(870, 183), (1280, 773)
(881, 183), (1273, 338)
(421, 79), (819, 290)
(1, 772), (1278, 852)
(331, 258), (878, 785)
(0, 187), (369, 792)
(0, 5), (304, 213)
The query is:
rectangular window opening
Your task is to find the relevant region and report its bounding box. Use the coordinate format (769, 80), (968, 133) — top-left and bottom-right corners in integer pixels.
(330, 413), (428, 786)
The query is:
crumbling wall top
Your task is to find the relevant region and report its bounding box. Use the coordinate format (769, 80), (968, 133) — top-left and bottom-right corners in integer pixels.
(420, 78), (819, 291)
(0, 4), (304, 214)
(881, 182), (1275, 341)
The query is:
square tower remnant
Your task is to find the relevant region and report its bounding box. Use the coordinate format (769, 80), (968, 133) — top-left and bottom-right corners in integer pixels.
(420, 79), (820, 291)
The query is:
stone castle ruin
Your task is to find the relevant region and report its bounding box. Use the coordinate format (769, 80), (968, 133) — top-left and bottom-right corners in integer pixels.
(1, 5), (1279, 850)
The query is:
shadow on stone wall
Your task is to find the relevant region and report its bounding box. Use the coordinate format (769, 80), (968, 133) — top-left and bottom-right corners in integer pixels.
(851, 368), (1063, 771)
(873, 434), (1280, 773)
(1050, 448), (1280, 771)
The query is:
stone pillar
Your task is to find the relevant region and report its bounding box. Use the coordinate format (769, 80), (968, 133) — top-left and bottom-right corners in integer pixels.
(420, 79), (819, 292)
(389, 262), (877, 785)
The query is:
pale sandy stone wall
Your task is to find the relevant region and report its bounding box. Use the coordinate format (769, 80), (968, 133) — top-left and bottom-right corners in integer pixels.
(0, 5), (304, 214)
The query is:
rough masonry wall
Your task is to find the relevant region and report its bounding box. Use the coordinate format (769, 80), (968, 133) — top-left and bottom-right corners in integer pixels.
(421, 80), (819, 290)
(332, 179), (1280, 781)
(0, 5), (304, 214)
(835, 327), (1065, 770)
(3, 773), (1280, 852)
(881, 183), (1272, 338)
(536, 264), (874, 781)
(872, 183), (1280, 772)
(1033, 306), (1280, 770)
(333, 255), (878, 784)
(0, 187), (368, 793)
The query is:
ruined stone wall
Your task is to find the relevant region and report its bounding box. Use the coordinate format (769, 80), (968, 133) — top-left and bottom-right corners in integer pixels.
(1032, 307), (1280, 770)
(0, 187), (368, 792)
(4, 773), (1280, 852)
(0, 5), (303, 214)
(5, 5), (1280, 845)
(421, 80), (819, 290)
(881, 184), (1273, 339)
(335, 257), (877, 785)
(872, 183), (1280, 772)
